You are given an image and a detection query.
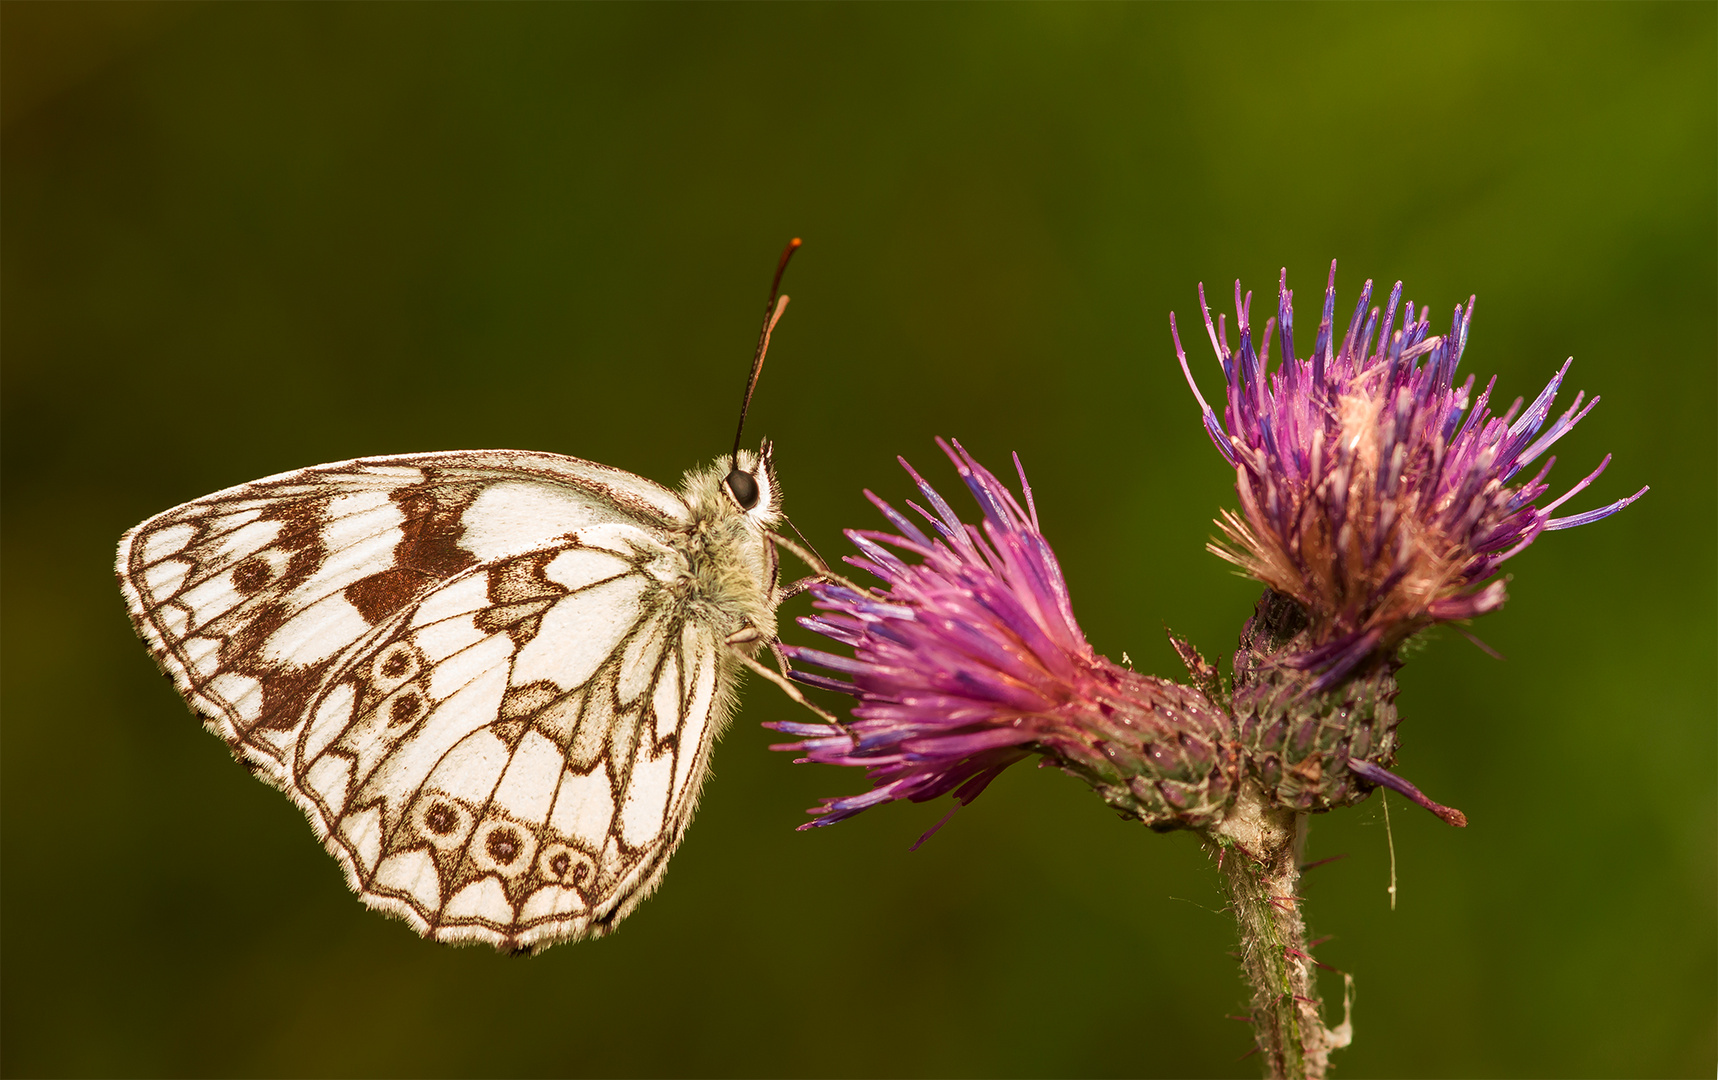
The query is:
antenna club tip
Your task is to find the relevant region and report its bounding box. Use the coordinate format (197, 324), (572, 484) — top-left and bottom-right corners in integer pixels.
(789, 237), (802, 247)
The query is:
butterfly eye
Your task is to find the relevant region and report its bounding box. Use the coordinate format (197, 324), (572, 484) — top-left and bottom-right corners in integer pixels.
(725, 468), (760, 510)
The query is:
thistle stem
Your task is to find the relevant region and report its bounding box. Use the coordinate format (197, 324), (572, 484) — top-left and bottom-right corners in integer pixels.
(1207, 783), (1348, 1079)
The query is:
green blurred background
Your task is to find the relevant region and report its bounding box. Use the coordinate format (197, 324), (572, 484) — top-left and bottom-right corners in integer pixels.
(3, 4), (1712, 1077)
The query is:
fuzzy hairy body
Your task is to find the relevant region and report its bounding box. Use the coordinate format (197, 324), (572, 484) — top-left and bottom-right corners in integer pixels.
(676, 455), (782, 654)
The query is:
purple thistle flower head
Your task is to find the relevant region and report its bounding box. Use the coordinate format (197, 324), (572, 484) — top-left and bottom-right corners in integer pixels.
(1174, 264), (1647, 683)
(774, 439), (1234, 839)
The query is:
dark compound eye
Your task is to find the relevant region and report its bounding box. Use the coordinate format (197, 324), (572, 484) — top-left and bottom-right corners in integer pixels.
(725, 469), (760, 510)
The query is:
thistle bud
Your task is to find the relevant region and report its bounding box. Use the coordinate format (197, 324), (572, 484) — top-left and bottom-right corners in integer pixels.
(1230, 589), (1400, 812)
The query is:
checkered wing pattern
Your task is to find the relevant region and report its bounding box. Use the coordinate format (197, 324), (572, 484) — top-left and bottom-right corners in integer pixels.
(117, 450), (740, 951)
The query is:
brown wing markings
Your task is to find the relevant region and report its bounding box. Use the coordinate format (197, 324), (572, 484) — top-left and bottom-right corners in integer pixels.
(403, 728), (530, 936)
(478, 550), (571, 647)
(288, 589), (482, 786)
(142, 492), (357, 605)
(322, 631), (504, 920)
(574, 629), (731, 939)
(390, 478), (485, 578)
(251, 657), (341, 735)
(421, 639), (578, 935)
(475, 599), (556, 648)
(289, 548), (626, 810)
(414, 592), (674, 938)
(142, 476), (473, 631)
(127, 495), (341, 731)
(301, 637), (437, 827)
(117, 457), (700, 949)
(310, 596), (558, 934)
(499, 680), (570, 724)
(643, 618), (688, 761)
(344, 480), (486, 624)
(343, 570), (425, 626)
(600, 603), (686, 842)
(487, 553), (560, 605)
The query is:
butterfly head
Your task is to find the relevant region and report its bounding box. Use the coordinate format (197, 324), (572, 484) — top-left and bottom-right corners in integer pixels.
(722, 439), (781, 526)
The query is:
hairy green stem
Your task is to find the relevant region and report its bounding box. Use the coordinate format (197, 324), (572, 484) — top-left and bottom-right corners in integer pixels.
(1207, 784), (1351, 1079)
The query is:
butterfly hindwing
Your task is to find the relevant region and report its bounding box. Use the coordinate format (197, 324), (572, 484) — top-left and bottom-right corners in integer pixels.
(299, 544), (733, 948)
(118, 450), (739, 949)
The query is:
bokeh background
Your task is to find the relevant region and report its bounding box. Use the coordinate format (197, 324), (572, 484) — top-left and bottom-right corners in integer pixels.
(4, 4), (1712, 1077)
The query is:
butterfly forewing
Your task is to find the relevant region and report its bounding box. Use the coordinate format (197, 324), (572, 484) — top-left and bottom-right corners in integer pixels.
(118, 450), (745, 950)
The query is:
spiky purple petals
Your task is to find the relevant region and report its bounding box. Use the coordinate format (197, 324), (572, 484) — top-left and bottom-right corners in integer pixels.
(1174, 265), (1647, 683)
(773, 440), (1236, 835)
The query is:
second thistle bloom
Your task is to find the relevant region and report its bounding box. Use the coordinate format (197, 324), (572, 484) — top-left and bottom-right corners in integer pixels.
(1174, 264), (1647, 684)
(1173, 265), (1643, 818)
(774, 440), (1235, 835)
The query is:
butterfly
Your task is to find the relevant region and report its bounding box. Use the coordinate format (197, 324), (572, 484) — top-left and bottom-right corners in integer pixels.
(115, 240), (846, 953)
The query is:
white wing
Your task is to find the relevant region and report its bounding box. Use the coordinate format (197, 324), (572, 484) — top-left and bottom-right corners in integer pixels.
(117, 450), (740, 952)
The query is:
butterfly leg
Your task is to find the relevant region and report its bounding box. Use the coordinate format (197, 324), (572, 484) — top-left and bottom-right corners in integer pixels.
(769, 638), (859, 743)
(732, 648), (857, 742)
(768, 532), (866, 594)
(776, 575), (828, 602)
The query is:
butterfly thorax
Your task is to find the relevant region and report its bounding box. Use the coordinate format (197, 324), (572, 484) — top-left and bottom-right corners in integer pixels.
(673, 452), (782, 650)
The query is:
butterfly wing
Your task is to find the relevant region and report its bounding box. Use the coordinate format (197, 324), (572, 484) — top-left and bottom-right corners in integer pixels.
(118, 450), (739, 951)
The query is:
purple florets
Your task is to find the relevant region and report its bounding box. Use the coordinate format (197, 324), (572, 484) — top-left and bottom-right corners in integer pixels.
(1174, 263), (1647, 684)
(774, 440), (1232, 837)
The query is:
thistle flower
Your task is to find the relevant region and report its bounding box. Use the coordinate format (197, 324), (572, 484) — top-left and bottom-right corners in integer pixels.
(773, 439), (1234, 836)
(1174, 264), (1647, 685)
(760, 273), (1636, 1078)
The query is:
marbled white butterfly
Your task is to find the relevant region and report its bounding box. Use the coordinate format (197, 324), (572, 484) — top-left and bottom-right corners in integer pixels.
(115, 241), (843, 953)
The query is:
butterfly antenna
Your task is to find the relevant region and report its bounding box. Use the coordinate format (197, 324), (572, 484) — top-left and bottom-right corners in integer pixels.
(783, 515), (829, 572)
(731, 238), (801, 461)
